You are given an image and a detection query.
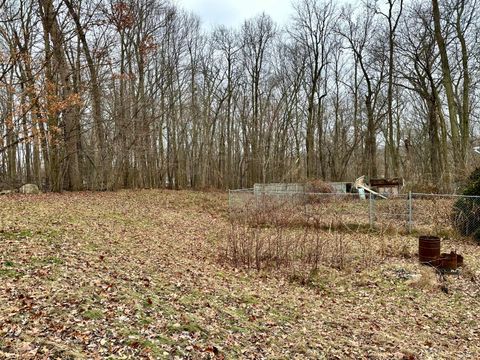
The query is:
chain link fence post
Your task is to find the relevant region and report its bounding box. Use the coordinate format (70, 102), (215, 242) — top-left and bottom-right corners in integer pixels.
(369, 193), (374, 230)
(303, 191), (307, 218)
(408, 191), (413, 233)
(228, 189), (231, 210)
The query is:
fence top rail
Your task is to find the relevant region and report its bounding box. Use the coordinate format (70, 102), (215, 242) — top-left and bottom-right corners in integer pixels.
(229, 188), (480, 199)
(412, 193), (480, 199)
(230, 189), (358, 195)
(229, 189), (400, 197)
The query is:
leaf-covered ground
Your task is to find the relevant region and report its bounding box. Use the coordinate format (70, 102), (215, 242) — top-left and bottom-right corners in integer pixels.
(1, 190), (480, 359)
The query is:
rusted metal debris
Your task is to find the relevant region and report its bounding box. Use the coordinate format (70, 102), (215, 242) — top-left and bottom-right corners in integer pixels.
(418, 236), (463, 270)
(369, 177), (404, 196)
(438, 252), (464, 270)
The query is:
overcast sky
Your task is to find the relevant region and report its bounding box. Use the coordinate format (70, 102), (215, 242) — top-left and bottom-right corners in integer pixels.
(176, 0), (294, 28)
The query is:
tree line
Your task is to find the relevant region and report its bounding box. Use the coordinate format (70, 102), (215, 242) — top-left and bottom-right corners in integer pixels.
(0, 0), (479, 192)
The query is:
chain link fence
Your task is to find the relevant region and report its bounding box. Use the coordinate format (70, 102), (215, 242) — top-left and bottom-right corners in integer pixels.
(228, 189), (480, 238)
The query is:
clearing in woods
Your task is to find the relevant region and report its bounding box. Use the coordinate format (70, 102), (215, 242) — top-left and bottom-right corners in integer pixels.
(1, 190), (480, 359)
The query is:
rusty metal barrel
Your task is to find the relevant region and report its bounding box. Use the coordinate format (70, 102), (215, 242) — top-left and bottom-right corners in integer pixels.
(419, 236), (441, 266)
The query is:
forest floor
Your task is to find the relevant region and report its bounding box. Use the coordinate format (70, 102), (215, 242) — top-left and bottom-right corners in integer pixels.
(1, 190), (480, 359)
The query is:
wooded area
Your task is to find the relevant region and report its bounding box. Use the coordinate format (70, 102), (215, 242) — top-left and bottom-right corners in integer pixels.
(0, 0), (478, 192)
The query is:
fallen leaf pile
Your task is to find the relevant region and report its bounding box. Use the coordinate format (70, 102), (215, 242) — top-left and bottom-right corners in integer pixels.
(1, 190), (480, 359)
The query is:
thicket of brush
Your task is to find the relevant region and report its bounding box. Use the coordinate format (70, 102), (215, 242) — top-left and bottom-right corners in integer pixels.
(229, 194), (372, 229)
(453, 168), (480, 242)
(223, 197), (414, 282)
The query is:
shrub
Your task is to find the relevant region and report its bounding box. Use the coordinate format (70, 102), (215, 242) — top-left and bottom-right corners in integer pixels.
(302, 179), (334, 205)
(304, 179), (334, 193)
(452, 168), (480, 241)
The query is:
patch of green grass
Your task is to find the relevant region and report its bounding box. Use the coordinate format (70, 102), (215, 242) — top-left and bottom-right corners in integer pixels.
(230, 325), (248, 333)
(157, 335), (175, 345)
(138, 315), (153, 326)
(179, 290), (202, 306)
(82, 309), (104, 320)
(0, 229), (33, 240)
(18, 229), (33, 237)
(86, 242), (100, 251)
(30, 256), (64, 266)
(118, 327), (139, 339)
(3, 260), (14, 267)
(142, 298), (153, 308)
(289, 269), (323, 289)
(0, 268), (19, 278)
(182, 322), (203, 333)
(127, 337), (153, 348)
(160, 306), (177, 317)
(220, 307), (246, 324)
(45, 256), (64, 265)
(168, 320), (204, 334)
(215, 270), (226, 278)
(139, 339), (156, 349)
(270, 309), (294, 323)
(238, 293), (259, 305)
(123, 336), (166, 357)
(42, 229), (62, 240)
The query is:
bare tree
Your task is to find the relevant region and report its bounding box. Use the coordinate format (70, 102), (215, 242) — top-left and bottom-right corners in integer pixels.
(290, 0), (336, 179)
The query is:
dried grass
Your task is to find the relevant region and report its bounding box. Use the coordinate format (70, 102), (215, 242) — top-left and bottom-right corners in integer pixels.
(406, 268), (439, 291)
(222, 218), (415, 279)
(230, 194), (372, 231)
(225, 193), (477, 285)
